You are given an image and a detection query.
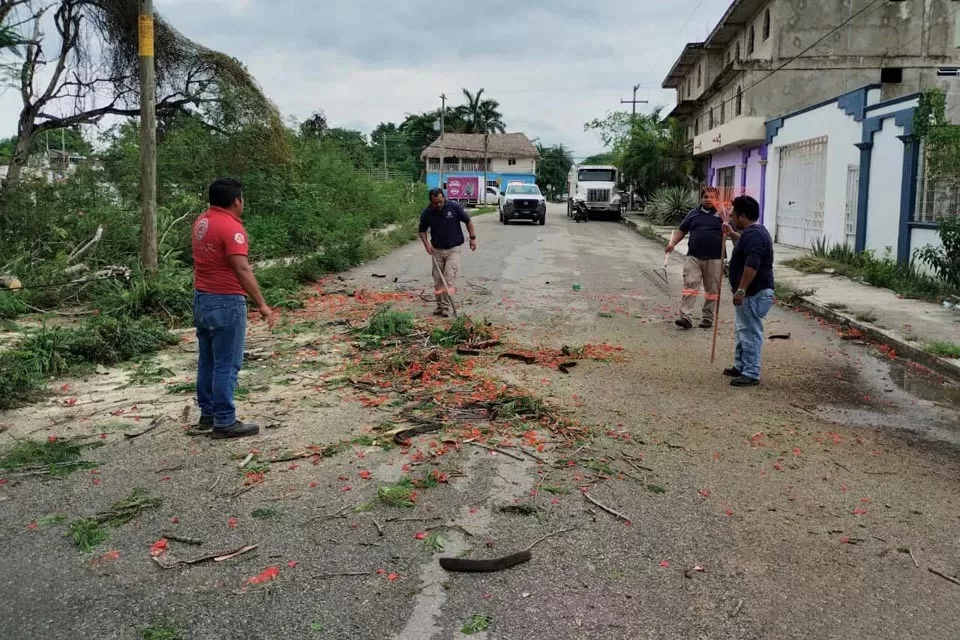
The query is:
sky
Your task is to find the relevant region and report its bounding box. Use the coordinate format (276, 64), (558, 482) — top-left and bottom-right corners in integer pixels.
(0, 0), (729, 159)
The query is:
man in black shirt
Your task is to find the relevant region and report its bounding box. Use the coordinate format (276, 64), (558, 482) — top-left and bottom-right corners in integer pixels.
(667, 187), (723, 329)
(419, 188), (478, 317)
(723, 195), (775, 387)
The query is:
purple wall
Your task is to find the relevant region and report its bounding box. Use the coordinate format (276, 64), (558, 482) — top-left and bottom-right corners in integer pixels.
(707, 145), (767, 221)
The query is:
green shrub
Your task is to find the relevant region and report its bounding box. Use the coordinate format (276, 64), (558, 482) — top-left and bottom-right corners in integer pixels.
(645, 187), (697, 225)
(916, 215), (960, 290)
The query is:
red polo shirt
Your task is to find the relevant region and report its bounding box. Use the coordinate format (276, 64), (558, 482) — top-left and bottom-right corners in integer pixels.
(192, 206), (249, 296)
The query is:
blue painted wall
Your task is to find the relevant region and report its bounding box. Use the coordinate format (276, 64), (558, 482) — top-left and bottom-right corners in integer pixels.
(425, 171), (537, 191)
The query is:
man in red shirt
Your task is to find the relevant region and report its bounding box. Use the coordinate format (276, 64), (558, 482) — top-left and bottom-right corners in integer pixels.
(191, 178), (274, 439)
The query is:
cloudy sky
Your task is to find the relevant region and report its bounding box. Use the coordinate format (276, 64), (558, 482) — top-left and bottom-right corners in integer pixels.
(0, 0), (728, 159)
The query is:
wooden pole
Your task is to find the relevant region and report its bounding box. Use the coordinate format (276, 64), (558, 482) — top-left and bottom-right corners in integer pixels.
(138, 0), (158, 279)
(710, 203), (731, 364)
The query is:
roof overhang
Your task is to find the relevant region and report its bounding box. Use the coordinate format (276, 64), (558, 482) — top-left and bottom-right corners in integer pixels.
(703, 0), (768, 50)
(662, 43), (704, 89)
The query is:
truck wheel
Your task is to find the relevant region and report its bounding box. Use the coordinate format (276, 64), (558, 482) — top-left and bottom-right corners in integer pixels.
(567, 201), (572, 218)
(539, 216), (546, 226)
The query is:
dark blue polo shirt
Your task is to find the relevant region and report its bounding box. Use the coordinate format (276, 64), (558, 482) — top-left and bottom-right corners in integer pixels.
(679, 206), (723, 260)
(729, 224), (775, 296)
(419, 202), (471, 250)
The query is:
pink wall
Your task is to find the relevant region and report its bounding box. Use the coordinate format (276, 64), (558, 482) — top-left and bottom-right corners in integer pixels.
(709, 146), (764, 203)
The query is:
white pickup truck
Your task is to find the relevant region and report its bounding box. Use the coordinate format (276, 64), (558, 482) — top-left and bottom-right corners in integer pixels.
(567, 165), (624, 221)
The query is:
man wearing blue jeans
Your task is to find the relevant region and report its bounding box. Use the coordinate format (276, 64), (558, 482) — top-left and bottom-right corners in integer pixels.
(723, 195), (775, 388)
(191, 178), (275, 438)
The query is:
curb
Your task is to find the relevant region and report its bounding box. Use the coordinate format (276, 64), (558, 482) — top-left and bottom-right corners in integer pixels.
(620, 215), (960, 382)
(792, 297), (960, 382)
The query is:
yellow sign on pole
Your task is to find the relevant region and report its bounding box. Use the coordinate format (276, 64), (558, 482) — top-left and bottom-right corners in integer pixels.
(138, 15), (154, 57)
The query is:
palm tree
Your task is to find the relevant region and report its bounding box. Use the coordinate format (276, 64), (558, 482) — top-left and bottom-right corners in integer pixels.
(457, 88), (506, 134)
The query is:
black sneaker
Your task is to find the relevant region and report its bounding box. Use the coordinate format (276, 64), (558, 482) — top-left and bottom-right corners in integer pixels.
(675, 317), (693, 329)
(432, 308), (444, 317)
(699, 320), (713, 329)
(212, 421), (260, 439)
(723, 367), (742, 377)
(730, 376), (759, 387)
(196, 416), (214, 431)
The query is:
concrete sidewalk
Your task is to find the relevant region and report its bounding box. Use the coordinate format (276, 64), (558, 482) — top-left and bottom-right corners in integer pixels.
(621, 212), (960, 379)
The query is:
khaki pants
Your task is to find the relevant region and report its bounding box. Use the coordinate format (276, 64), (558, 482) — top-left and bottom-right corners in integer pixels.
(432, 247), (461, 309)
(680, 256), (722, 324)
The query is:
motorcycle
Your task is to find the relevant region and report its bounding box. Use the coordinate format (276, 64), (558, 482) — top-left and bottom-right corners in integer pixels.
(572, 201), (589, 223)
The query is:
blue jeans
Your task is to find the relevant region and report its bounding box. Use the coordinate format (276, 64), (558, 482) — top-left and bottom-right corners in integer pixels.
(734, 289), (775, 381)
(194, 292), (247, 428)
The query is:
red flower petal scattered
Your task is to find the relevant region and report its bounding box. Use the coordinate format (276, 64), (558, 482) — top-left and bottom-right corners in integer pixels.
(287, 561), (298, 569)
(387, 572), (400, 581)
(150, 539), (168, 557)
(227, 517), (238, 529)
(376, 568), (386, 575)
(659, 561), (670, 568)
(246, 566), (280, 585)
(309, 482), (319, 489)
(853, 508), (869, 516)
(698, 489), (710, 498)
(358, 470), (372, 480)
(47, 435), (57, 443)
(170, 517), (180, 524)
(414, 532), (426, 540)
(26, 521), (38, 530)
(341, 485), (352, 492)
(840, 536), (850, 544)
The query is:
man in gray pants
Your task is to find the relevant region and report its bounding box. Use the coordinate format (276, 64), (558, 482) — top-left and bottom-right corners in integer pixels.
(666, 187), (723, 329)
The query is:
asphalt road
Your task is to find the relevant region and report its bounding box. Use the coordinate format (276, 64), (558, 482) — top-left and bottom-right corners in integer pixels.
(1, 203), (959, 640)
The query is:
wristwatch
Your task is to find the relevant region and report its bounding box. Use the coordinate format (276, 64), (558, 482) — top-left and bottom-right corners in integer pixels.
(469, 236), (477, 240)
(735, 288), (746, 297)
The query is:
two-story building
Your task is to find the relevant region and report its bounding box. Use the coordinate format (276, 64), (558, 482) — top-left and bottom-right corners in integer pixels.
(421, 133), (538, 200)
(662, 0), (960, 255)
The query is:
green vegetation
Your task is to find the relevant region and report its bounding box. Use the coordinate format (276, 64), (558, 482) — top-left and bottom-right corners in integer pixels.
(0, 317), (176, 410)
(645, 187), (698, 226)
(68, 488), (162, 552)
(854, 310), (879, 324)
(361, 307), (416, 341)
(251, 508), (279, 520)
(461, 614), (491, 635)
(925, 342), (960, 359)
(0, 439), (96, 476)
(139, 617), (184, 640)
(377, 477), (417, 508)
(784, 240), (955, 302)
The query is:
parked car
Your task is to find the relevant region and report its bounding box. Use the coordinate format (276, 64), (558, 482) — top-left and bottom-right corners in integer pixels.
(485, 186), (501, 203)
(498, 183), (547, 225)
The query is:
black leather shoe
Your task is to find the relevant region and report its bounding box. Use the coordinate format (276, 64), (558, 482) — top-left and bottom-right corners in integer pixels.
(212, 421), (260, 439)
(723, 367), (742, 377)
(730, 376), (760, 387)
(675, 317), (693, 329)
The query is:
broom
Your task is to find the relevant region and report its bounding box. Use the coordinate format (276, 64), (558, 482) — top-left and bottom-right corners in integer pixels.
(432, 254), (459, 319)
(710, 203), (732, 364)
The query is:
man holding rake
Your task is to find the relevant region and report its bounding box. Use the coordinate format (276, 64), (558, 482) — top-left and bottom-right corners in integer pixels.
(666, 187), (724, 330)
(419, 188), (478, 317)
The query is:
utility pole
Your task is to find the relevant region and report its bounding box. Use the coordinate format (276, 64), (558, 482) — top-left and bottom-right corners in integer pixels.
(381, 133), (388, 181)
(438, 93), (446, 192)
(620, 83), (648, 121)
(483, 121), (489, 205)
(138, 0), (158, 279)
(620, 84), (648, 211)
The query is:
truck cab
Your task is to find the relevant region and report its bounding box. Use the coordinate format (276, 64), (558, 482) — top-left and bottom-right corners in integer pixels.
(567, 165), (624, 221)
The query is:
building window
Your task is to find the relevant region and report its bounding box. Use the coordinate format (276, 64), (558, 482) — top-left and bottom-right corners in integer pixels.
(915, 144), (960, 223)
(736, 86), (743, 116)
(748, 26), (755, 55)
(720, 100), (726, 125)
(881, 67), (903, 84)
(694, 118), (700, 136)
(697, 64), (702, 87)
(428, 159), (440, 171)
(708, 109), (714, 130)
(736, 41), (741, 60)
(763, 9), (771, 41)
(508, 158), (517, 166)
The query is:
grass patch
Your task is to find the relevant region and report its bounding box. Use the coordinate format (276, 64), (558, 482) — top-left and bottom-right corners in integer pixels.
(462, 614), (491, 635)
(69, 518), (109, 552)
(251, 507), (279, 520)
(0, 316), (176, 410)
(139, 617), (184, 640)
(377, 477), (416, 508)
(773, 282), (814, 306)
(165, 381), (197, 394)
(633, 223), (669, 247)
(127, 360), (176, 386)
(926, 342), (960, 359)
(499, 504), (543, 516)
(853, 310), (878, 323)
(0, 439), (96, 476)
(827, 302), (849, 310)
(784, 240), (956, 302)
(646, 484), (667, 494)
(356, 306), (415, 346)
(424, 531), (446, 553)
(543, 485), (571, 495)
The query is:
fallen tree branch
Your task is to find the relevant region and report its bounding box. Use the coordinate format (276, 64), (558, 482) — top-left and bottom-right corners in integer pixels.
(152, 544), (259, 569)
(67, 225), (103, 264)
(467, 441), (526, 461)
(525, 527), (576, 551)
(928, 567), (960, 587)
(583, 491), (632, 523)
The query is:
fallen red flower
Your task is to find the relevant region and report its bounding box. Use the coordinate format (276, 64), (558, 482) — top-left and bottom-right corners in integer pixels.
(247, 566), (280, 585)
